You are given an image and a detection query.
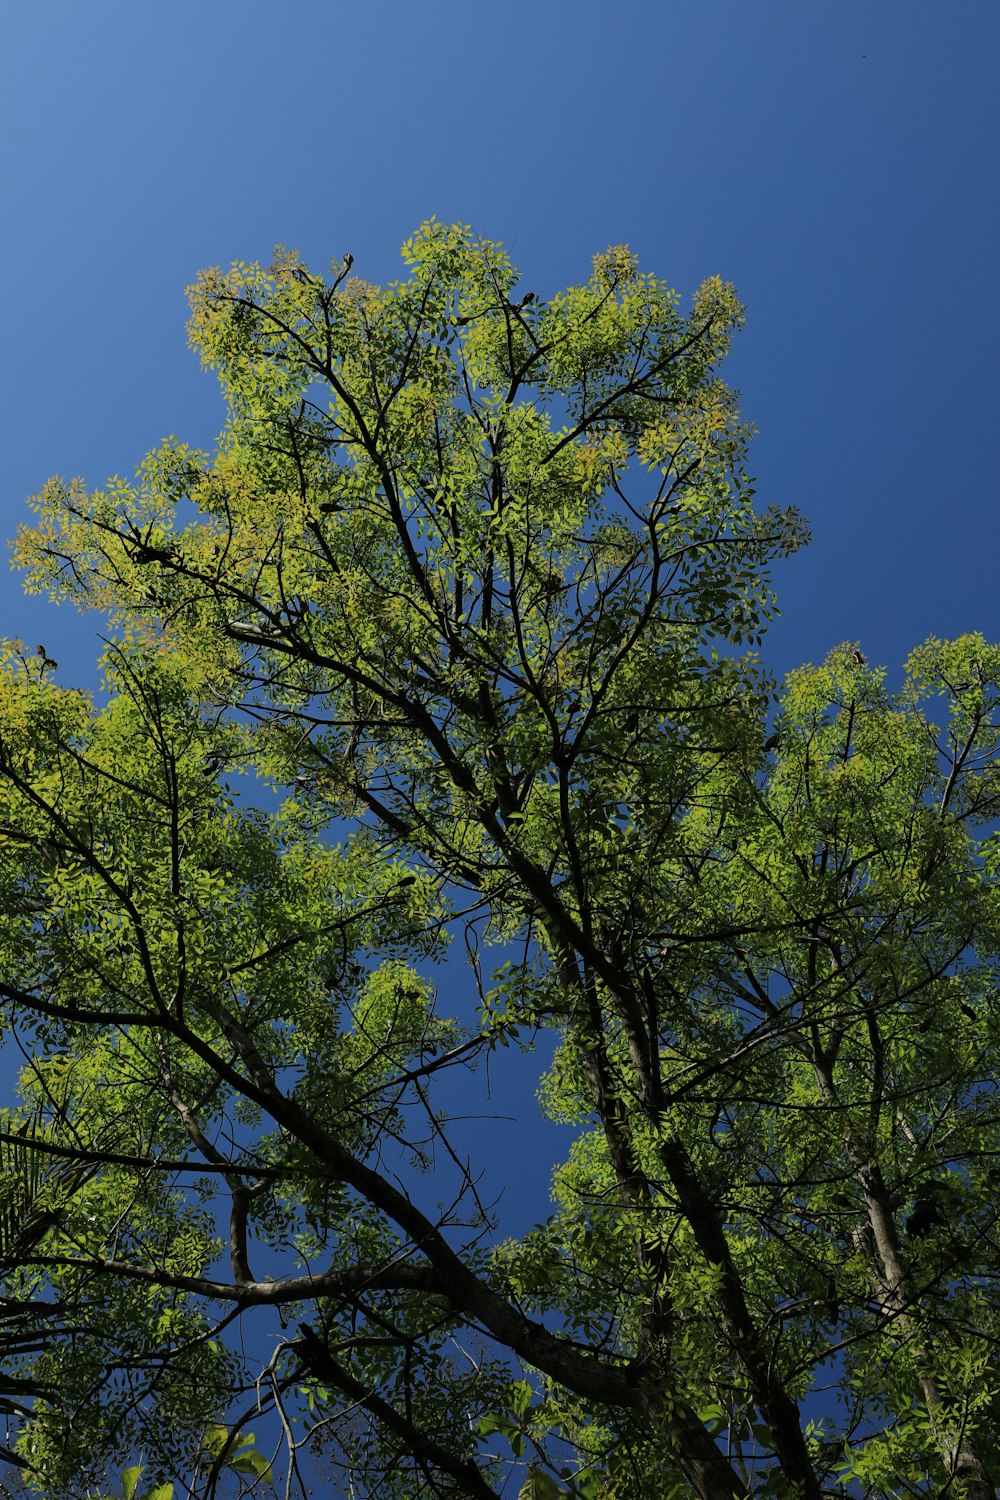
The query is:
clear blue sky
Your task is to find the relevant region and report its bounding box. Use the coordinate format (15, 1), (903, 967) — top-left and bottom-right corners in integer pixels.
(1, 1), (997, 1224)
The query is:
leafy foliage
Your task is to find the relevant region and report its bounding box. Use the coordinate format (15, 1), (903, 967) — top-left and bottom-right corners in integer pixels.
(0, 223), (998, 1497)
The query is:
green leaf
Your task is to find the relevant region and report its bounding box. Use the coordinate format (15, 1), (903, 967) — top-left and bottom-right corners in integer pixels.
(518, 1469), (567, 1500)
(231, 1448), (273, 1483)
(120, 1467), (143, 1500)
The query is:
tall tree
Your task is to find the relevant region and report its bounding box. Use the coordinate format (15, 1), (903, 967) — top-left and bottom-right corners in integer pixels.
(3, 223), (1000, 1497)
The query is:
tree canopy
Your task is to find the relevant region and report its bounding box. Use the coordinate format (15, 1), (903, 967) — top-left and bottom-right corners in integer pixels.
(1, 221), (1000, 1498)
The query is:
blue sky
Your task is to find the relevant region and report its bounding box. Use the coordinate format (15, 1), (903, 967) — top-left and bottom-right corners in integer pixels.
(1, 0), (997, 1236)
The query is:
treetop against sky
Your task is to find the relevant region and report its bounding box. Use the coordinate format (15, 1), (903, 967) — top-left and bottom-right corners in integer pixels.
(0, 223), (998, 1498)
(0, 6), (995, 1496)
(3, 4), (997, 697)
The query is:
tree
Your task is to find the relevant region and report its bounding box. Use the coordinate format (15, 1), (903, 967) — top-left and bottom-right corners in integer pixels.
(1, 221), (999, 1497)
